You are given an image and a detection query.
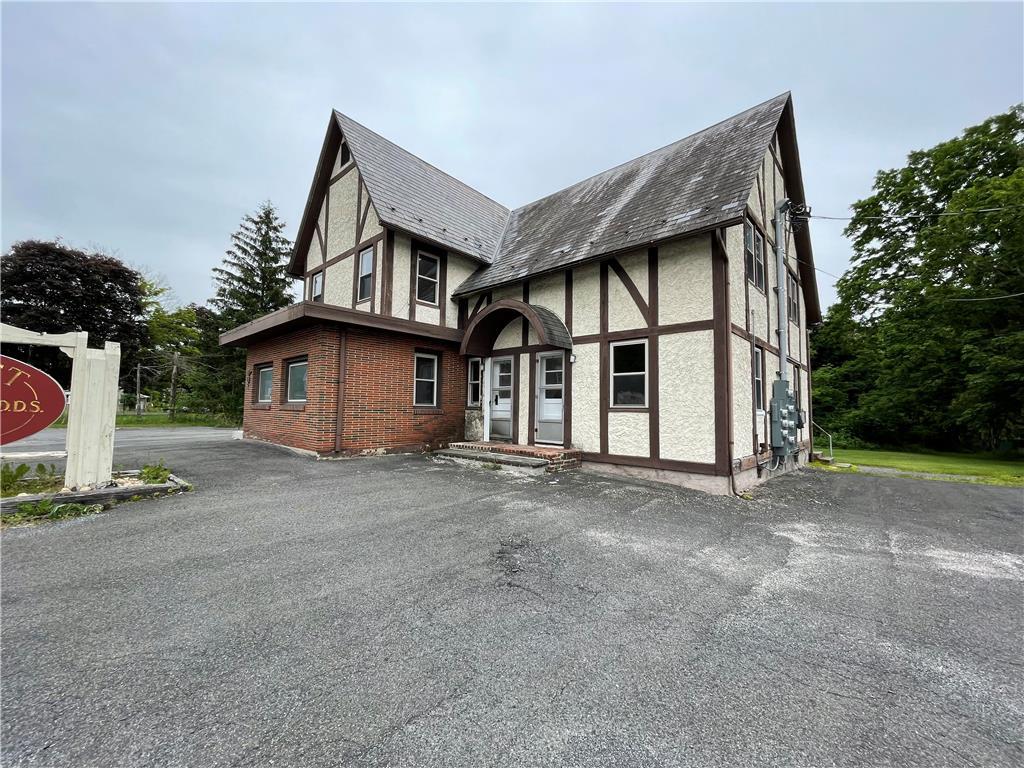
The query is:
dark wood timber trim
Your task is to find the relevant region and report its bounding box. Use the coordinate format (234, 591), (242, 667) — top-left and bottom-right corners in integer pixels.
(457, 298), (467, 329)
(564, 270), (573, 334)
(440, 251), (448, 327)
(599, 261), (609, 455)
(382, 229), (394, 315)
(572, 319), (713, 345)
(581, 452), (719, 477)
(564, 343), (573, 449)
(308, 232), (384, 276)
(470, 294), (487, 319)
(609, 258), (650, 323)
(521, 280), (530, 346)
(511, 353), (520, 444)
(355, 177), (363, 247)
(460, 299), (572, 356)
(314, 223), (324, 260)
(287, 115), (340, 277)
(647, 246), (659, 460)
(219, 301), (462, 347)
(335, 329), (348, 452)
(329, 164), (354, 186)
(731, 324), (785, 360)
(527, 352), (536, 445)
(490, 343), (561, 356)
(409, 241), (418, 321)
(711, 228), (731, 476)
(357, 196), (372, 247)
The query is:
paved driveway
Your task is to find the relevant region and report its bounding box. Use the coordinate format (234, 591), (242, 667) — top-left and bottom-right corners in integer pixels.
(2, 430), (1022, 767)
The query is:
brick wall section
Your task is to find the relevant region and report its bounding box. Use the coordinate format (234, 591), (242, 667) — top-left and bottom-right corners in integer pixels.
(241, 324), (466, 455)
(243, 324), (340, 453)
(340, 328), (465, 453)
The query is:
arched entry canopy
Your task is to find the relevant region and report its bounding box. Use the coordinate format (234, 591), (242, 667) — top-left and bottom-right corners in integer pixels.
(460, 299), (572, 356)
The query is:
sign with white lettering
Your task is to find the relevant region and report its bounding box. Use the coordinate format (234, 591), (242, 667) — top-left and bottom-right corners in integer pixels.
(0, 355), (67, 445)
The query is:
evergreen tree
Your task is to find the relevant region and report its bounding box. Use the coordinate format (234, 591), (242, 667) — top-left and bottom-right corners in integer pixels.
(211, 201), (294, 328)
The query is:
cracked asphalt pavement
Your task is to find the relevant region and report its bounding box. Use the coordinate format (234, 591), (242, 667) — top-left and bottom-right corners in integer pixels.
(2, 428), (1022, 766)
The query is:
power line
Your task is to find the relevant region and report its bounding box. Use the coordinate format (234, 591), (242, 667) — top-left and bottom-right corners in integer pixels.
(948, 291), (1024, 302)
(794, 204), (1024, 222)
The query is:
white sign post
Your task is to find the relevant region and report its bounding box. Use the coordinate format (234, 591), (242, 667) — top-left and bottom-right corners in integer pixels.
(0, 323), (121, 489)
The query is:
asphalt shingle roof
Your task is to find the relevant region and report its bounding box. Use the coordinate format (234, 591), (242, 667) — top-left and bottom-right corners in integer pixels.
(334, 112), (509, 264)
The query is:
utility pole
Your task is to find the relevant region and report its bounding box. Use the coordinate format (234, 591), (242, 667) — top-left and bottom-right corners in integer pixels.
(169, 352), (179, 421)
(135, 362), (142, 417)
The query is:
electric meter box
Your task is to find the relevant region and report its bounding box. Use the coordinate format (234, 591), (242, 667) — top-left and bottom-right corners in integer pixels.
(769, 379), (799, 455)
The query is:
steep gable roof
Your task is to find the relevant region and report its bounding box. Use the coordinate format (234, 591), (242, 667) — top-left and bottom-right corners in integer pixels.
(454, 92), (791, 295)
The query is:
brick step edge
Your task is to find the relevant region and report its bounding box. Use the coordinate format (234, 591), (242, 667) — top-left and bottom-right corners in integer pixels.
(433, 448), (549, 469)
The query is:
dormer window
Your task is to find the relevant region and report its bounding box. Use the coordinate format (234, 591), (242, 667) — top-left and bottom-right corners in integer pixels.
(310, 271), (324, 303)
(339, 142), (351, 167)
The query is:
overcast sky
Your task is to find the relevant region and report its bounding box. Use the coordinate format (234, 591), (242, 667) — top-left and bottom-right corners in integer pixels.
(3, 2), (1021, 310)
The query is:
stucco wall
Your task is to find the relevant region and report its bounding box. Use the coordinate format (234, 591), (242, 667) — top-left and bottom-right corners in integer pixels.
(659, 234), (713, 325)
(446, 254), (478, 329)
(529, 272), (565, 321)
(326, 168), (359, 259)
(608, 249), (648, 332)
(726, 224), (744, 327)
(732, 340), (754, 457)
(658, 330), (716, 464)
(494, 318), (520, 350)
(392, 233), (411, 320)
(608, 411), (649, 456)
(324, 256), (354, 307)
(572, 263), (600, 337)
(517, 352), (530, 443)
(571, 343), (600, 452)
(317, 198), (327, 240)
(306, 238), (322, 272)
(491, 284), (522, 303)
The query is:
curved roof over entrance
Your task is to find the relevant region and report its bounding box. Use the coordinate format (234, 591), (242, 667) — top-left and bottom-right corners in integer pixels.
(460, 299), (572, 356)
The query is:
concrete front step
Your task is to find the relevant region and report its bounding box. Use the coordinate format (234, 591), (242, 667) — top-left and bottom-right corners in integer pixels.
(445, 441), (582, 473)
(433, 448), (550, 475)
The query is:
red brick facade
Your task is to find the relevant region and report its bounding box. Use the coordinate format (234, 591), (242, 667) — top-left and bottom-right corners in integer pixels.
(242, 324), (466, 455)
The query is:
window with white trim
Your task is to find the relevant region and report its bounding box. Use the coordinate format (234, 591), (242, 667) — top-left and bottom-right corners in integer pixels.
(753, 347), (764, 411)
(792, 363), (801, 411)
(610, 340), (647, 407)
(286, 360), (308, 402)
(416, 252), (439, 304)
(414, 353), (439, 407)
(310, 271), (324, 302)
(787, 272), (799, 324)
(357, 247), (373, 303)
(467, 358), (482, 406)
(256, 366), (273, 403)
(745, 220), (766, 291)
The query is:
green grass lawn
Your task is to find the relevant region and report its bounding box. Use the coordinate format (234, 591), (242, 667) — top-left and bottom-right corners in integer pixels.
(829, 448), (1024, 486)
(49, 412), (240, 429)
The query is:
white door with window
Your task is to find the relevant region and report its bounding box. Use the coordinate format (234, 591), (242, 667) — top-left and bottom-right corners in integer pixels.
(489, 356), (514, 440)
(535, 352), (564, 445)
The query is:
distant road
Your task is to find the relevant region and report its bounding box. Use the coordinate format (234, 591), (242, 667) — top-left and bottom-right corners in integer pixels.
(2, 427), (236, 457)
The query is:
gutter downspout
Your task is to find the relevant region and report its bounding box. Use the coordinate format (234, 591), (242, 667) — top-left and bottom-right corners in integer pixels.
(773, 198), (792, 384)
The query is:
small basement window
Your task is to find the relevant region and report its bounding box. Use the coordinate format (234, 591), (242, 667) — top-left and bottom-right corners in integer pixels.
(287, 359), (308, 402)
(417, 252), (439, 304)
(256, 366), (273, 403)
(610, 340), (647, 407)
(311, 271), (324, 302)
(467, 358), (482, 407)
(414, 353), (439, 407)
(357, 247), (373, 303)
(753, 348), (764, 411)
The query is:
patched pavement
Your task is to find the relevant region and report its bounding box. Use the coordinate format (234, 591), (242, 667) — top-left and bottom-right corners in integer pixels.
(2, 429), (1022, 767)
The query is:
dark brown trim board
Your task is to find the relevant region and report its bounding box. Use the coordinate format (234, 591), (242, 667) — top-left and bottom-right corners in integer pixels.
(564, 345), (573, 449)
(439, 251), (448, 327)
(572, 319), (713, 346)
(335, 329), (348, 452)
(599, 261), (609, 456)
(308, 232), (385, 276)
(564, 270), (573, 335)
(521, 280), (530, 346)
(647, 247), (660, 460)
(382, 228), (394, 315)
(527, 352), (536, 445)
(609, 258), (649, 324)
(711, 228), (731, 476)
(511, 353), (520, 444)
(581, 453), (719, 477)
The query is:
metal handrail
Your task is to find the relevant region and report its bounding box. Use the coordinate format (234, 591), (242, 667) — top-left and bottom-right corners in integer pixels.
(811, 420), (833, 460)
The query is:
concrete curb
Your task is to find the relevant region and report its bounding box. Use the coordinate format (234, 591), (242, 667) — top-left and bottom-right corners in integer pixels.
(0, 471), (192, 513)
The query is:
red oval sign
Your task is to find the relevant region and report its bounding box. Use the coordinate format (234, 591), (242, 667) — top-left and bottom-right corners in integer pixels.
(0, 355), (68, 445)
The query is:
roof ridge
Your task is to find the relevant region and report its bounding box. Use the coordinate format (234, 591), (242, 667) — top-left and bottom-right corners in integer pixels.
(507, 92), (791, 216)
(333, 110), (510, 213)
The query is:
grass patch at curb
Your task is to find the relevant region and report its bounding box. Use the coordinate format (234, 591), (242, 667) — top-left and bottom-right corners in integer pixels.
(815, 449), (1024, 487)
(48, 412), (240, 429)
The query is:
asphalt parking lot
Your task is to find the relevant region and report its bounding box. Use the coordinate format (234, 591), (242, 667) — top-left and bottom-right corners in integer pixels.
(2, 429), (1022, 767)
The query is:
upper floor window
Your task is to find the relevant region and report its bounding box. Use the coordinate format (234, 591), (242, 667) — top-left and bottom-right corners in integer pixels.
(467, 358), (482, 407)
(256, 365), (273, 403)
(310, 271), (324, 303)
(357, 247), (373, 303)
(287, 359), (308, 402)
(417, 252), (439, 304)
(414, 352), (439, 407)
(744, 220), (766, 291)
(339, 142), (351, 167)
(787, 272), (799, 324)
(610, 339), (647, 407)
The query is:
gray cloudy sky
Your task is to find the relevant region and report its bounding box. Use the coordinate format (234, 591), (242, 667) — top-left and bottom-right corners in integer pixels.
(3, 2), (1022, 310)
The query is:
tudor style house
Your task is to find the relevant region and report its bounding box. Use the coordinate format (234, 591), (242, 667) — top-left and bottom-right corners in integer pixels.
(221, 93), (820, 492)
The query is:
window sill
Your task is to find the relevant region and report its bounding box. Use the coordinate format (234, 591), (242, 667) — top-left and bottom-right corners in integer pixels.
(252, 402), (272, 410)
(415, 299), (440, 308)
(466, 404), (482, 411)
(747, 281), (767, 296)
(282, 402), (306, 411)
(610, 406), (649, 413)
(413, 406), (444, 415)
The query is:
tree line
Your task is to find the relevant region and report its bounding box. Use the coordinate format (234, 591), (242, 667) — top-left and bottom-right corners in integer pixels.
(811, 105), (1023, 452)
(0, 201), (294, 421)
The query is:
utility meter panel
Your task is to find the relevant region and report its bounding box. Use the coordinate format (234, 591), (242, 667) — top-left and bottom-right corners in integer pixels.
(769, 379), (800, 456)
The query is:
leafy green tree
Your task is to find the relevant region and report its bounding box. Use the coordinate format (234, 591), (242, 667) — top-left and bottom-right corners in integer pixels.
(813, 105), (1024, 450)
(0, 240), (150, 387)
(210, 201), (293, 328)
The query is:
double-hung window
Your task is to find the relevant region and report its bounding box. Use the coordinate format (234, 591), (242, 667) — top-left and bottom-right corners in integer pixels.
(310, 271), (324, 302)
(610, 340), (647, 407)
(256, 365), (273, 403)
(467, 358), (482, 407)
(745, 220), (766, 291)
(787, 272), (799, 324)
(357, 247), (373, 303)
(414, 353), (439, 407)
(753, 348), (764, 411)
(416, 252), (439, 304)
(286, 359), (308, 402)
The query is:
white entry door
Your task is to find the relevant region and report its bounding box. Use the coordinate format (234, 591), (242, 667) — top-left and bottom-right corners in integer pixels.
(489, 356), (514, 440)
(536, 352), (564, 445)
